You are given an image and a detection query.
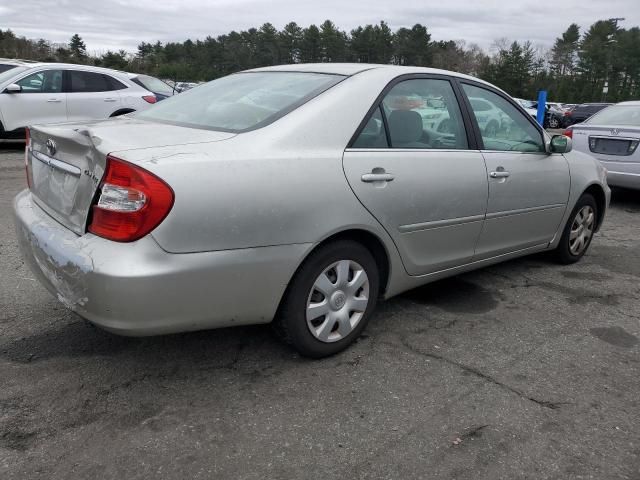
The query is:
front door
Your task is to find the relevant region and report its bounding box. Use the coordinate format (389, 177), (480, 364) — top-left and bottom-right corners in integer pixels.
(460, 83), (570, 259)
(1, 69), (66, 131)
(343, 77), (488, 276)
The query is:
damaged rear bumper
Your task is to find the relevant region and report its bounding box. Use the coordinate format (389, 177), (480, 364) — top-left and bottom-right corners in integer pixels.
(13, 189), (310, 335)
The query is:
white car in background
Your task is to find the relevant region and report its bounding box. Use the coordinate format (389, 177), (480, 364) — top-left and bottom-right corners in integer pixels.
(418, 97), (503, 136)
(514, 98), (538, 117)
(0, 63), (157, 138)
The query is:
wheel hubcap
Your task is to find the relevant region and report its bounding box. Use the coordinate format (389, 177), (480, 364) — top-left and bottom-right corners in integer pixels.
(569, 205), (595, 256)
(306, 260), (370, 343)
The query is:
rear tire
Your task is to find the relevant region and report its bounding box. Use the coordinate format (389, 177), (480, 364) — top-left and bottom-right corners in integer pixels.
(554, 193), (597, 264)
(274, 240), (379, 358)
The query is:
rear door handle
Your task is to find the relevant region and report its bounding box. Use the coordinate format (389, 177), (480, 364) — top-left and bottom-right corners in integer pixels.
(489, 170), (510, 178)
(361, 173), (395, 183)
(103, 98), (117, 102)
(47, 98), (62, 103)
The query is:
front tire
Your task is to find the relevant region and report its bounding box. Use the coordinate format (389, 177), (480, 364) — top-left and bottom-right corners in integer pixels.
(554, 193), (597, 264)
(274, 240), (380, 358)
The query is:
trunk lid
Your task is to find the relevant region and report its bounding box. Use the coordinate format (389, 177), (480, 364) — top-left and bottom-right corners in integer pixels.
(571, 124), (640, 163)
(27, 117), (235, 235)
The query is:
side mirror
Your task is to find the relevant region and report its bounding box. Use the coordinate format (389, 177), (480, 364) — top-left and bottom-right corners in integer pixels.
(550, 134), (572, 154)
(4, 83), (21, 93)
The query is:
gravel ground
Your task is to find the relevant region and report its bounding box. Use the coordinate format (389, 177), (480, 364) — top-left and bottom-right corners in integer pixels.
(1, 142), (639, 479)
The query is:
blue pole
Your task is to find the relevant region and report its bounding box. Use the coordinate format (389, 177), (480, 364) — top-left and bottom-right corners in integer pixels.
(536, 90), (547, 126)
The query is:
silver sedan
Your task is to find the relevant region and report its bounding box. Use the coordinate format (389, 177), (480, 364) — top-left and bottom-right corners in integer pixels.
(566, 100), (640, 190)
(14, 64), (610, 357)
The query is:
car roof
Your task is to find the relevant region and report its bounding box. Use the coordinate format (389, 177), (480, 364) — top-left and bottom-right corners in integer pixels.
(7, 61), (133, 79)
(616, 100), (640, 106)
(247, 63), (498, 87)
(0, 58), (40, 65)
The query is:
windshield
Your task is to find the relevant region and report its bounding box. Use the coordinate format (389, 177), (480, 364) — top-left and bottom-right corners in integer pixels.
(585, 105), (640, 127)
(136, 72), (344, 132)
(135, 75), (174, 96)
(0, 66), (28, 84)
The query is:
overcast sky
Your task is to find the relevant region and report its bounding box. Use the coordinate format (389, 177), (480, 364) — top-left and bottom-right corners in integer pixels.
(2, 0), (639, 54)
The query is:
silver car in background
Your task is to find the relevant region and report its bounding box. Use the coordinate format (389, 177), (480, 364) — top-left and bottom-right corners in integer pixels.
(14, 64), (610, 357)
(566, 101), (640, 190)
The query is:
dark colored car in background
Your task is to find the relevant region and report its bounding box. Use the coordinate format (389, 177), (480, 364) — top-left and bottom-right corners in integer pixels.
(562, 103), (612, 127)
(128, 74), (175, 101)
(531, 101), (565, 129)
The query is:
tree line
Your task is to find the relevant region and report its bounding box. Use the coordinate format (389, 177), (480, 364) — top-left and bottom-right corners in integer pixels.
(0, 18), (638, 103)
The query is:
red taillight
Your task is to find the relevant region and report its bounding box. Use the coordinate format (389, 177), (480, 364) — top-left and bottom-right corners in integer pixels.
(563, 111), (571, 116)
(563, 128), (573, 139)
(142, 95), (157, 104)
(25, 127), (32, 188)
(88, 155), (174, 242)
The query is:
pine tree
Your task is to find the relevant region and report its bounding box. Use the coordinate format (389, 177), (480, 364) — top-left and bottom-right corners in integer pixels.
(69, 33), (87, 61)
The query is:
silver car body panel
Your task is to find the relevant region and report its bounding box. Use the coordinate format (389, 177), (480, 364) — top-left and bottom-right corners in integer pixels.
(13, 64), (610, 336)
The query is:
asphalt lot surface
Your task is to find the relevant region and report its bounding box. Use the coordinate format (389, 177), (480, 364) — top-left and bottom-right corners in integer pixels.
(1, 141), (639, 479)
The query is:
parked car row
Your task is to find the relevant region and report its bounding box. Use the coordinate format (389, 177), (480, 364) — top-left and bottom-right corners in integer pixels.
(0, 60), (176, 138)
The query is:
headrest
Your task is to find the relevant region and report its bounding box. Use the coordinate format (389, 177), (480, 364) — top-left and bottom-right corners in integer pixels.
(388, 110), (423, 144)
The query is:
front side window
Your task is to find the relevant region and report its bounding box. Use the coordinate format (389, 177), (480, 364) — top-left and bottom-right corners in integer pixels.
(379, 78), (468, 149)
(136, 72), (343, 132)
(69, 71), (113, 93)
(463, 84), (544, 153)
(16, 70), (63, 93)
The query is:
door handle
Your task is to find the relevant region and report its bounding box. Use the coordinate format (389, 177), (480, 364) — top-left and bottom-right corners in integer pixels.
(361, 173), (395, 183)
(489, 170), (510, 178)
(103, 98), (117, 102)
(47, 98), (62, 103)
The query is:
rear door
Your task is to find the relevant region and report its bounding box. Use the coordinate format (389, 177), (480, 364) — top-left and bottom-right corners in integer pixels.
(460, 82), (570, 259)
(65, 70), (124, 122)
(343, 75), (488, 276)
(0, 69), (66, 130)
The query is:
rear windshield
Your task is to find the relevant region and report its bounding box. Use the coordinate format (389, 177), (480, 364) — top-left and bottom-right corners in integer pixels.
(136, 72), (344, 132)
(585, 105), (640, 127)
(134, 75), (174, 96)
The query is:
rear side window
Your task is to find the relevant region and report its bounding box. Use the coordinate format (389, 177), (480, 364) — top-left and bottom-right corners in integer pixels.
(352, 107), (388, 148)
(135, 72), (343, 132)
(104, 75), (127, 91)
(353, 78), (468, 149)
(69, 71), (115, 92)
